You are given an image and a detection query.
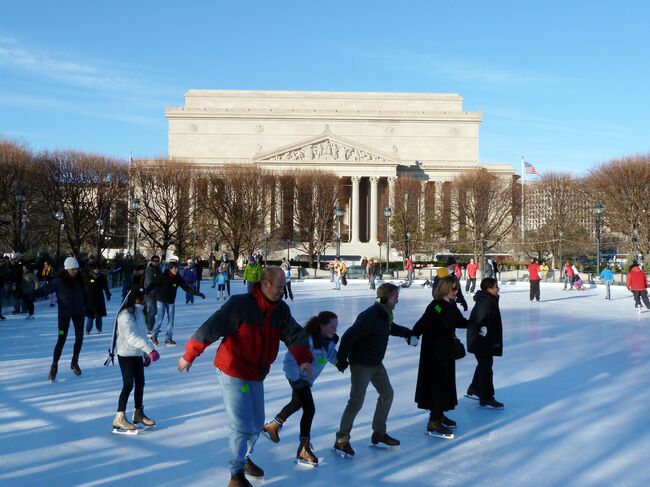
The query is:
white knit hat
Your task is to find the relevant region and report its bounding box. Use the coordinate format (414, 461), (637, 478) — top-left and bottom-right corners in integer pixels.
(64, 257), (80, 270)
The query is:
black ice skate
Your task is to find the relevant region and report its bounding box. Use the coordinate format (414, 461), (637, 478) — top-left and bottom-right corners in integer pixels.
(70, 361), (81, 376)
(441, 414), (457, 429)
(48, 363), (58, 381)
(480, 398), (504, 409)
(426, 420), (454, 439)
(370, 431), (400, 448)
(333, 438), (355, 458)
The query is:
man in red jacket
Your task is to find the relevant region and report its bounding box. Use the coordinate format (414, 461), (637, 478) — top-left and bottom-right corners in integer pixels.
(465, 258), (479, 293)
(528, 259), (541, 302)
(177, 266), (313, 487)
(626, 262), (650, 311)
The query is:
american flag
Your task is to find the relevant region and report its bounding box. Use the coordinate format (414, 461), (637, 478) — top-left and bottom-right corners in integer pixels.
(524, 161), (540, 175)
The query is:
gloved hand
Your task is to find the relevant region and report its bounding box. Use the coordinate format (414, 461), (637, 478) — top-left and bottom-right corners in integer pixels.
(143, 355), (151, 367)
(462, 303), (468, 312)
(335, 359), (349, 373)
(149, 349), (160, 362)
(406, 335), (419, 346)
(198, 292), (206, 299)
(479, 326), (488, 337)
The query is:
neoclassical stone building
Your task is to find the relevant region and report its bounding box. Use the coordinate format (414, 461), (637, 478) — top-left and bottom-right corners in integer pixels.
(166, 90), (515, 257)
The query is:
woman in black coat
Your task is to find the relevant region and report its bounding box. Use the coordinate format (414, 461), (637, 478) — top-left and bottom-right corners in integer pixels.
(411, 276), (468, 439)
(85, 263), (111, 334)
(465, 277), (504, 409)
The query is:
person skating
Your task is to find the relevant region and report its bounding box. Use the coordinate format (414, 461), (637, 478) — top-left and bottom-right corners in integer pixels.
(144, 255), (162, 333)
(145, 259), (205, 346)
(562, 261), (575, 290)
(626, 262), (650, 311)
(182, 259), (197, 304)
(243, 255), (262, 293)
(528, 259), (541, 302)
(21, 265), (39, 319)
(28, 257), (88, 380)
(10, 252), (25, 314)
(465, 278), (504, 410)
(215, 263), (228, 301)
(85, 263), (111, 334)
(465, 258), (478, 293)
(334, 283), (415, 457)
(281, 257), (293, 301)
(411, 276), (469, 439)
(112, 289), (160, 434)
(263, 311), (339, 466)
(177, 266), (313, 487)
(599, 264), (614, 300)
(367, 258), (377, 290)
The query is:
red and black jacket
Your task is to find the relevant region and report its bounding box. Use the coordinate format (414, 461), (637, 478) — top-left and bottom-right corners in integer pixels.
(182, 283), (313, 381)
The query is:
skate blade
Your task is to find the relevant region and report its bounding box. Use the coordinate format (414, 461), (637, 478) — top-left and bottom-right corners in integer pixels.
(426, 431), (454, 439)
(135, 424), (156, 430)
(370, 443), (400, 450)
(331, 448), (354, 459)
(112, 428), (138, 435)
(295, 458), (319, 467)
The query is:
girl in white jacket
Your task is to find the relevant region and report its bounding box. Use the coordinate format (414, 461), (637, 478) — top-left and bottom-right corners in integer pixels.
(112, 290), (159, 434)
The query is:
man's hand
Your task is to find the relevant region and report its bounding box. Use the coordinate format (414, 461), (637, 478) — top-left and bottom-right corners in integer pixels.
(479, 326), (488, 337)
(300, 362), (313, 377)
(177, 357), (192, 373)
(406, 335), (419, 347)
(335, 359), (349, 373)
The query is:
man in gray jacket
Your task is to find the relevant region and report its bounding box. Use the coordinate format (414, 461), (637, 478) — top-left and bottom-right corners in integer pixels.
(143, 255), (161, 333)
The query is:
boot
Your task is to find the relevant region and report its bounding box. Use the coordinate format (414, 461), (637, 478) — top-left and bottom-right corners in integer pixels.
(113, 412), (137, 431)
(262, 419), (282, 443)
(227, 471), (252, 487)
(244, 458), (264, 477)
(371, 431), (400, 447)
(441, 413), (457, 429)
(133, 407), (156, 427)
(426, 420), (454, 439)
(296, 437), (318, 465)
(333, 438), (355, 458)
(48, 362), (58, 381)
(70, 361), (81, 376)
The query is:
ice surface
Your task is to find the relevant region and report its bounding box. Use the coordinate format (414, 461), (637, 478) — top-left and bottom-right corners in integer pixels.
(1, 279), (649, 486)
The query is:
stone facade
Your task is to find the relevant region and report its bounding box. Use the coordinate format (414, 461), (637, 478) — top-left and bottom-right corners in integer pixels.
(166, 90), (516, 258)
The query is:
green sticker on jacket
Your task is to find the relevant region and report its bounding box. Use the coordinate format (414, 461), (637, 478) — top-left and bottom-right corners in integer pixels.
(434, 304), (442, 314)
(317, 357), (327, 365)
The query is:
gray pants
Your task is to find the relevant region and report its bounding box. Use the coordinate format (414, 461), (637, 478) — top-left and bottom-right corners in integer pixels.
(337, 363), (393, 441)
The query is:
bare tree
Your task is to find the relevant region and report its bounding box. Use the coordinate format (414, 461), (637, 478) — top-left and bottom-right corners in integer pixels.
(389, 177), (424, 258)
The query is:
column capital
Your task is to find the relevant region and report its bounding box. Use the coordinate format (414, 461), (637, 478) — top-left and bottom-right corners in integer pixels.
(369, 176), (380, 184)
(351, 176), (361, 184)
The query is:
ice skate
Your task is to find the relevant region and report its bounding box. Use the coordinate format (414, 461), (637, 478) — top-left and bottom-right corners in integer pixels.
(70, 361), (81, 376)
(244, 458), (264, 477)
(441, 414), (457, 429)
(112, 412), (138, 435)
(464, 385), (480, 400)
(262, 419), (282, 443)
(133, 407), (155, 428)
(165, 338), (176, 346)
(333, 438), (355, 458)
(296, 438), (318, 466)
(480, 398), (504, 409)
(427, 420), (454, 439)
(370, 431), (400, 448)
(227, 471), (252, 487)
(48, 362), (58, 381)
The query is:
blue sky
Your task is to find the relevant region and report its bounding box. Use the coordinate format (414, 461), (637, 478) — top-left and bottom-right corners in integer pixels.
(1, 1), (649, 174)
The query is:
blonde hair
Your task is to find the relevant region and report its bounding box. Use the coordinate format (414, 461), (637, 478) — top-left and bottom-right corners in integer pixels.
(434, 276), (459, 300)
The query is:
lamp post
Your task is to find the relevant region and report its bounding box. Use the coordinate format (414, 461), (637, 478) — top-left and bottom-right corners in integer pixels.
(14, 188), (27, 252)
(335, 204), (344, 258)
(55, 211), (64, 269)
(480, 232), (486, 267)
(405, 232), (411, 259)
(132, 197), (140, 260)
(632, 228), (638, 262)
(263, 232), (269, 266)
(594, 202), (603, 276)
(383, 206), (392, 272)
(95, 218), (103, 262)
(559, 230), (564, 272)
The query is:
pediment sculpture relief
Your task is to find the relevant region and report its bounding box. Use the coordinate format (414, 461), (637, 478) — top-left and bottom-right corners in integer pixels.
(272, 139), (390, 163)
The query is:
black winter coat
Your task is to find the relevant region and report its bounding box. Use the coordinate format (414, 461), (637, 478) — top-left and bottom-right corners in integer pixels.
(30, 272), (88, 318)
(145, 269), (198, 304)
(86, 272), (111, 318)
(467, 290), (503, 356)
(412, 298), (468, 412)
(337, 302), (411, 367)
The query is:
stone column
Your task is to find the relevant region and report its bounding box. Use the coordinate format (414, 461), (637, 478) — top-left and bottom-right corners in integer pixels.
(351, 176), (361, 243)
(388, 177), (397, 210)
(369, 176), (379, 244)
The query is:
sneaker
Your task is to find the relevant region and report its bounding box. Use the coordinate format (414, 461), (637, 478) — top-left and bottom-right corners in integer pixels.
(333, 438), (355, 458)
(426, 420), (454, 439)
(48, 362), (58, 381)
(480, 398), (504, 409)
(296, 438), (318, 465)
(151, 337), (158, 345)
(164, 338), (176, 346)
(370, 431), (400, 447)
(441, 414), (457, 429)
(465, 386), (480, 400)
(262, 420), (282, 443)
(227, 471), (252, 487)
(133, 407), (156, 427)
(244, 458), (264, 477)
(70, 362), (82, 376)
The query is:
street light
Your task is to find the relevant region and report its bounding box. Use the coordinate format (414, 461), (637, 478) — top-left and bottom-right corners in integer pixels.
(335, 204), (344, 259)
(55, 211), (64, 269)
(15, 188), (27, 252)
(594, 202), (603, 276)
(480, 232), (486, 266)
(559, 230), (564, 272)
(132, 197), (140, 260)
(405, 232), (411, 259)
(383, 206), (392, 272)
(263, 232), (270, 266)
(632, 228), (638, 262)
(95, 218), (104, 262)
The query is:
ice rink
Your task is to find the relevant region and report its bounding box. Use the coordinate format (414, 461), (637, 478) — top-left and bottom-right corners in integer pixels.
(1, 278), (649, 486)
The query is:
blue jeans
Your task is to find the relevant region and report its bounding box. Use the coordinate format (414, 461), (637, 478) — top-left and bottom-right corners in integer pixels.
(152, 302), (175, 340)
(604, 281), (611, 299)
(145, 296), (157, 332)
(218, 370), (265, 475)
(333, 275), (341, 290)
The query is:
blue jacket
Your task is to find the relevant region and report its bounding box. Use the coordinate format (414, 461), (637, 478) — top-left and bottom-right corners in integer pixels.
(599, 268), (614, 282)
(283, 333), (337, 386)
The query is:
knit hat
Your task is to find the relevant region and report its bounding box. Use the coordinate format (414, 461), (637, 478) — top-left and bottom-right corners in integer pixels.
(446, 256), (457, 266)
(64, 257), (80, 270)
(436, 267), (450, 278)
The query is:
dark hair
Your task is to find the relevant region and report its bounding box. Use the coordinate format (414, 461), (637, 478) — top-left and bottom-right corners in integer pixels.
(118, 289), (146, 316)
(629, 262), (639, 271)
(377, 282), (399, 304)
(304, 311), (338, 336)
(434, 276), (459, 300)
(480, 277), (498, 291)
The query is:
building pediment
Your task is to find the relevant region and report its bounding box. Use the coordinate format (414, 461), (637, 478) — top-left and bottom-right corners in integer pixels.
(255, 126), (399, 165)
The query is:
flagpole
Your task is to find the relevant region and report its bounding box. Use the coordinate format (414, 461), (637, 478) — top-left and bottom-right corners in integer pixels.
(521, 156), (525, 246)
